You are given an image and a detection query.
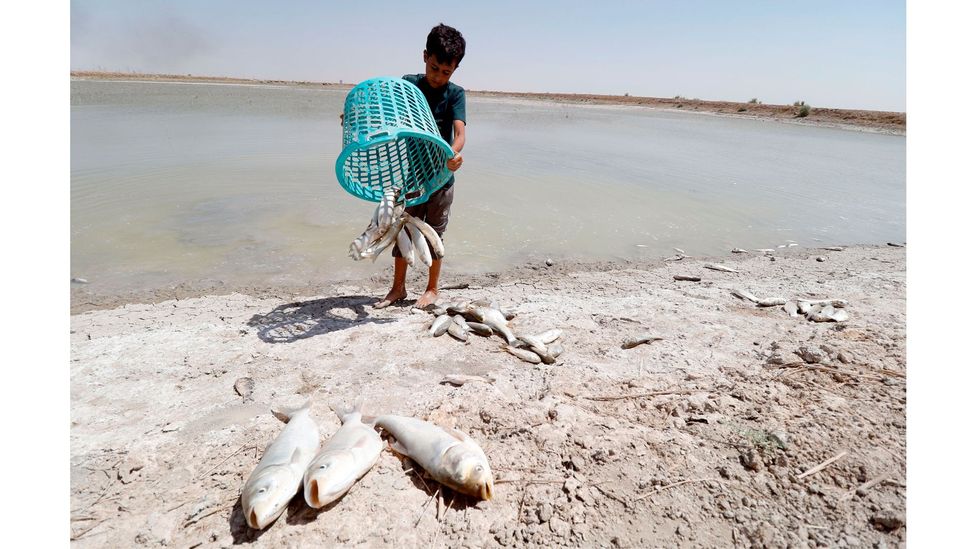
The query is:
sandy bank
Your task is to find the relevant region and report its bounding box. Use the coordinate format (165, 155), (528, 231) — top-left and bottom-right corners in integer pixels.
(70, 245), (905, 547)
(70, 71), (905, 135)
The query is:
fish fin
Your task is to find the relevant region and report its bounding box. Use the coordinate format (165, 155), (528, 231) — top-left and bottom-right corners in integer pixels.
(332, 397), (365, 424)
(290, 447), (305, 465)
(271, 399), (312, 423)
(387, 440), (409, 456)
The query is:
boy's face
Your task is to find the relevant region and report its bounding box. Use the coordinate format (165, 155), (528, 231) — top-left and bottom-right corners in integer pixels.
(423, 51), (458, 89)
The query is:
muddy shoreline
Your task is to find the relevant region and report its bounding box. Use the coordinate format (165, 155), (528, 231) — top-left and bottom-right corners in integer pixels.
(70, 71), (905, 135)
(70, 244), (906, 547)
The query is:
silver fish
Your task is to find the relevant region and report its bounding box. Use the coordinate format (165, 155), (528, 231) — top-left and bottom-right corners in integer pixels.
(429, 314), (451, 337)
(755, 297), (787, 307)
(547, 343), (565, 359)
(799, 299), (848, 308)
(406, 222), (433, 267)
(731, 248), (748, 254)
(704, 263), (739, 273)
(466, 322), (494, 337)
(516, 334), (548, 356)
(820, 246), (845, 252)
(395, 227), (415, 267)
(448, 321), (469, 342)
(505, 345), (541, 364)
(376, 187), (396, 234)
(241, 403), (320, 530)
(360, 217), (406, 262)
(374, 415), (493, 500)
(535, 329), (562, 344)
(783, 301), (800, 317)
(303, 401), (382, 509)
(621, 335), (664, 350)
(429, 305), (448, 316)
(471, 307), (516, 344)
(452, 315), (470, 331)
(402, 212), (445, 259)
(673, 275), (701, 282)
(732, 289), (759, 303)
(440, 374), (493, 386)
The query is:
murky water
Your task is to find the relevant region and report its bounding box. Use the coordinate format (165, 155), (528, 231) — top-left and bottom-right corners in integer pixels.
(71, 80), (905, 294)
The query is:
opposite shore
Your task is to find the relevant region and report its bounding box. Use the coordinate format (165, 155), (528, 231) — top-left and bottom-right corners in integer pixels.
(71, 71), (906, 135)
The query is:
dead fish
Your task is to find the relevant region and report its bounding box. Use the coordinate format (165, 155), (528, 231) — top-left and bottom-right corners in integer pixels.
(373, 415), (493, 500)
(499, 308), (517, 321)
(429, 306), (448, 316)
(535, 329), (562, 344)
(784, 301), (799, 317)
(402, 212), (445, 259)
(547, 343), (565, 359)
(820, 246), (845, 252)
(787, 243), (798, 247)
(439, 374), (493, 386)
(808, 305), (849, 322)
(452, 315), (470, 331)
(471, 307), (517, 344)
(71, 277), (89, 284)
(516, 334), (548, 356)
(429, 314), (451, 337)
(234, 377), (255, 403)
(797, 301), (814, 315)
(505, 345), (541, 364)
(673, 247), (686, 254)
(446, 301), (472, 316)
(704, 263), (738, 273)
(800, 299), (848, 308)
(755, 297), (787, 307)
(303, 400), (382, 509)
(731, 248), (748, 254)
(673, 275), (701, 282)
(448, 322), (469, 342)
(466, 322), (494, 337)
(887, 242), (905, 247)
(755, 249), (775, 254)
(242, 403), (319, 529)
(663, 254), (687, 262)
(732, 289), (759, 303)
(621, 335), (664, 350)
(816, 256), (827, 262)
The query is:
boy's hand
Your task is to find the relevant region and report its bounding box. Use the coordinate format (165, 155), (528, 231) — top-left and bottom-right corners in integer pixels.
(447, 153), (463, 172)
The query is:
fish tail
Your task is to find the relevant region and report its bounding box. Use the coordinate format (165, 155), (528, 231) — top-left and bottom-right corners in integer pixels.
(271, 399), (312, 423)
(334, 397), (367, 424)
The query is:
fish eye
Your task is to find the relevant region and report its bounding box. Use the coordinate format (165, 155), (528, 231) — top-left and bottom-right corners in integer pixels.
(475, 465), (483, 473)
(258, 488), (267, 493)
(319, 464), (328, 470)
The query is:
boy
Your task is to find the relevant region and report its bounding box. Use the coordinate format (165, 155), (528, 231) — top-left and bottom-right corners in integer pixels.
(374, 23), (466, 309)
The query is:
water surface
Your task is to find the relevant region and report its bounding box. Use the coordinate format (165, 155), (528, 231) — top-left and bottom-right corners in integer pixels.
(71, 80), (905, 295)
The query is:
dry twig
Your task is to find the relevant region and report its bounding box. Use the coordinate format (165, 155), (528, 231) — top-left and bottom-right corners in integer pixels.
(798, 451), (848, 479)
(584, 389), (696, 402)
(633, 478), (721, 502)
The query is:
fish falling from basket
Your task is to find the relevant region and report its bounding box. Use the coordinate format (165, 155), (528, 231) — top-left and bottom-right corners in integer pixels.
(348, 188), (445, 266)
(336, 77), (455, 265)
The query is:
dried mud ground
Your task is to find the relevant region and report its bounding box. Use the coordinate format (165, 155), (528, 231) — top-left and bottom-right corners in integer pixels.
(70, 245), (906, 548)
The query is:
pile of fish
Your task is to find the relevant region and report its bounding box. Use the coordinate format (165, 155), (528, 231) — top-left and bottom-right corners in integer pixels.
(348, 187), (445, 266)
(784, 299), (850, 322)
(426, 299), (566, 364)
(732, 289), (849, 322)
(241, 400), (493, 530)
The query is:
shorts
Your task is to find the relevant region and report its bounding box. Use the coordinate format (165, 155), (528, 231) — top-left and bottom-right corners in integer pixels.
(392, 183), (454, 258)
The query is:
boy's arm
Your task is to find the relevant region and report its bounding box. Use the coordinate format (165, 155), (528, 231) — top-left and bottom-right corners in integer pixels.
(447, 120), (465, 171)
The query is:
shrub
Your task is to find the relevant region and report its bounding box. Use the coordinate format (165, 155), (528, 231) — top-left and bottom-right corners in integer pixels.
(748, 98), (759, 104)
(737, 107), (748, 112)
(797, 104), (811, 117)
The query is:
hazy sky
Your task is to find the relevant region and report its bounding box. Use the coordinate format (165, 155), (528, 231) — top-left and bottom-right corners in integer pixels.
(70, 0), (905, 111)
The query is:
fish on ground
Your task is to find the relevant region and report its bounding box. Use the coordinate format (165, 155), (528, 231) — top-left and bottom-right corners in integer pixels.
(505, 345), (542, 364)
(621, 335), (664, 350)
(439, 374), (493, 386)
(373, 415), (493, 500)
(704, 263), (739, 273)
(429, 314), (451, 337)
(673, 275), (701, 282)
(241, 403), (320, 529)
(304, 401), (383, 509)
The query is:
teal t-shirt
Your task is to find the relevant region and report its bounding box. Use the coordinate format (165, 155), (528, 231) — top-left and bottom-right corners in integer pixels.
(403, 74), (466, 187)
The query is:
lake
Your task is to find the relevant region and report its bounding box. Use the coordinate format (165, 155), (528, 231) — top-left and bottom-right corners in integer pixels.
(71, 80), (905, 295)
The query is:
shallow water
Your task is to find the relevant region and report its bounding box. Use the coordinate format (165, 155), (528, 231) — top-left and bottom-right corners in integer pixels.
(71, 80), (905, 295)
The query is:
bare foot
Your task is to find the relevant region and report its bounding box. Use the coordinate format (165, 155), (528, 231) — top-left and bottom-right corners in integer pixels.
(374, 288), (407, 309)
(415, 289), (439, 309)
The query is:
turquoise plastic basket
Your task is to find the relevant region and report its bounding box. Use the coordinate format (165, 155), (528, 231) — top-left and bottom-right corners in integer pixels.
(335, 77), (455, 206)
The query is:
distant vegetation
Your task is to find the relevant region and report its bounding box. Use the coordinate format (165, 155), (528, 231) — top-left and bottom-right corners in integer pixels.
(748, 98), (760, 104)
(737, 107), (748, 112)
(795, 101), (811, 117)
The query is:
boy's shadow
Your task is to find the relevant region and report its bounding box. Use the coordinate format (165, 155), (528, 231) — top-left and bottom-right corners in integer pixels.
(393, 451), (481, 516)
(247, 295), (399, 343)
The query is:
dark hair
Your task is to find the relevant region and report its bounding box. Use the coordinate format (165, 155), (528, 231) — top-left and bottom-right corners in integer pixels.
(426, 23), (465, 66)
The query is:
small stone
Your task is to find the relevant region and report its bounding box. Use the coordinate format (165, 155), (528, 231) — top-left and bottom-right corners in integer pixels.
(797, 346), (826, 364)
(816, 256), (827, 262)
(563, 478), (581, 495)
(740, 449), (761, 472)
(766, 353), (789, 365)
(549, 517), (571, 537)
(538, 502), (553, 523)
(870, 512), (905, 531)
(837, 350), (855, 364)
(545, 258), (554, 267)
(769, 429), (790, 449)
